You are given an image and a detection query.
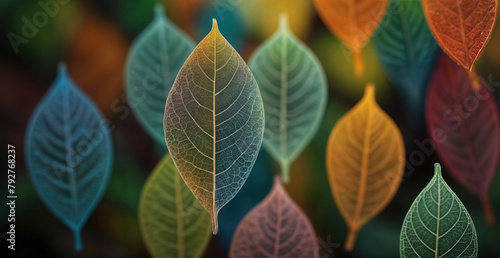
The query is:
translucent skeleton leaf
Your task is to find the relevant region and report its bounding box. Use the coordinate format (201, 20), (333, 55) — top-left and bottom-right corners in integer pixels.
(139, 154), (212, 258)
(423, 0), (497, 90)
(163, 19), (265, 235)
(229, 176), (318, 258)
(25, 64), (113, 251)
(313, 0), (389, 77)
(400, 163), (478, 258)
(373, 0), (438, 118)
(125, 4), (195, 151)
(249, 15), (327, 183)
(326, 84), (405, 251)
(426, 52), (499, 225)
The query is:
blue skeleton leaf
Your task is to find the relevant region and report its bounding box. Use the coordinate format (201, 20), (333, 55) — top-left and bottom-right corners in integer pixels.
(125, 4), (195, 153)
(25, 63), (113, 251)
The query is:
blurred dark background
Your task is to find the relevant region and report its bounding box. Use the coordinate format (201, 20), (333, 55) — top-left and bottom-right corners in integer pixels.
(1, 0), (500, 257)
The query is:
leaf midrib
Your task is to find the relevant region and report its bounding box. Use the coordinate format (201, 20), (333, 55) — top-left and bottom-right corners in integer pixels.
(446, 65), (481, 186)
(399, 2), (415, 65)
(174, 171), (185, 258)
(273, 188), (283, 257)
(62, 84), (79, 223)
(354, 102), (372, 228)
(456, 0), (470, 68)
(212, 27), (217, 226)
(435, 176), (441, 258)
(279, 32), (289, 170)
(158, 20), (171, 97)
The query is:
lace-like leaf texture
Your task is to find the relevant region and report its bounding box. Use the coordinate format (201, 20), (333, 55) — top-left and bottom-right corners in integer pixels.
(139, 154), (211, 258)
(326, 84), (405, 251)
(422, 0), (497, 90)
(229, 176), (318, 258)
(163, 19), (265, 234)
(125, 4), (195, 151)
(400, 163), (478, 258)
(249, 15), (327, 183)
(25, 64), (113, 251)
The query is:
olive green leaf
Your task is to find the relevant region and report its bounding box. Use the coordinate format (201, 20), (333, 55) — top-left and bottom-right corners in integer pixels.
(125, 4), (195, 151)
(400, 163), (478, 258)
(249, 14), (327, 182)
(139, 154), (211, 258)
(163, 19), (265, 234)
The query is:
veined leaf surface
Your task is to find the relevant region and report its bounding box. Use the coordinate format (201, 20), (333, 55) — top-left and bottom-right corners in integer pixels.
(313, 0), (389, 77)
(229, 176), (318, 258)
(423, 0), (497, 90)
(400, 163), (478, 258)
(374, 0), (438, 118)
(139, 154), (211, 258)
(126, 4), (195, 151)
(164, 20), (265, 235)
(426, 52), (500, 225)
(25, 64), (113, 251)
(326, 84), (405, 251)
(249, 15), (327, 183)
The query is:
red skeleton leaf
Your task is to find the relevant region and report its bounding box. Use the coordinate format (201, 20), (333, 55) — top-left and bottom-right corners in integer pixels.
(426, 52), (500, 225)
(423, 0), (498, 90)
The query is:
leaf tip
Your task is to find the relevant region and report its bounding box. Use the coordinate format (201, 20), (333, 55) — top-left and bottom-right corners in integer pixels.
(274, 174), (283, 185)
(279, 13), (289, 31)
(212, 18), (219, 30)
(58, 62), (67, 74)
(154, 3), (166, 19)
(433, 163), (442, 177)
(363, 83), (376, 101)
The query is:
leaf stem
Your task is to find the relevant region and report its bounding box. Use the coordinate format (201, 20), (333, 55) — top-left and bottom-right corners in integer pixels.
(281, 161), (290, 183)
(345, 226), (358, 251)
(353, 50), (364, 77)
(480, 194), (496, 226)
(73, 227), (82, 252)
(467, 68), (480, 91)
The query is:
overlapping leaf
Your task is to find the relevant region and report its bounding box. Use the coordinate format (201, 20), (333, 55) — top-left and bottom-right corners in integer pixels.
(313, 0), (389, 76)
(426, 52), (499, 225)
(229, 176), (318, 258)
(25, 64), (113, 251)
(423, 0), (497, 90)
(374, 0), (438, 119)
(249, 15), (327, 182)
(163, 20), (265, 234)
(326, 84), (405, 251)
(139, 154), (211, 258)
(126, 4), (195, 151)
(400, 163), (478, 257)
